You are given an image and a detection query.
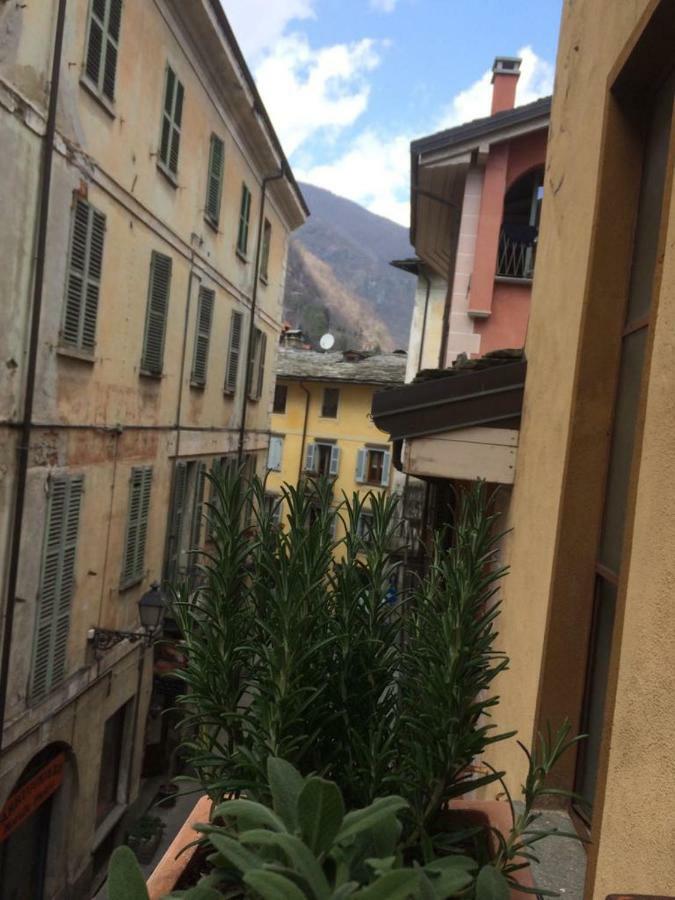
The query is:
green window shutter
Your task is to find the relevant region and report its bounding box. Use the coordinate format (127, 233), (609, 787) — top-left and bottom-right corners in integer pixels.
(85, 0), (122, 102)
(141, 251), (172, 375)
(205, 135), (225, 225)
(247, 327), (259, 401)
(225, 310), (243, 393)
(191, 287), (214, 387)
(189, 462), (206, 571)
(159, 65), (184, 176)
(260, 219), (272, 280)
(32, 475), (84, 701)
(121, 466), (152, 588)
(256, 331), (267, 400)
(62, 198), (106, 352)
(237, 183), (251, 255)
(165, 461), (187, 583)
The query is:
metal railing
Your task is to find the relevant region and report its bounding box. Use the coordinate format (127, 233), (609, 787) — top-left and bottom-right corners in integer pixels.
(497, 229), (537, 279)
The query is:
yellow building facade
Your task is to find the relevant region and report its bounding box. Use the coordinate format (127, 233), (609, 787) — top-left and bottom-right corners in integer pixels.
(0, 1), (305, 895)
(266, 349), (406, 539)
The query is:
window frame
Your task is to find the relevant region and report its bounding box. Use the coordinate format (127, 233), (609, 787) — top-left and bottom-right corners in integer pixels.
(321, 387), (340, 419)
(60, 195), (106, 356)
(140, 250), (172, 377)
(120, 466), (152, 590)
(224, 310), (244, 395)
(190, 286), (215, 388)
(260, 218), (272, 282)
(237, 183), (252, 259)
(273, 383), (288, 414)
(82, 0), (123, 110)
(158, 64), (184, 182)
(204, 133), (225, 228)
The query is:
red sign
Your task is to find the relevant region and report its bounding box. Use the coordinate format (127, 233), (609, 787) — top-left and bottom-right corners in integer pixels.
(0, 752), (66, 842)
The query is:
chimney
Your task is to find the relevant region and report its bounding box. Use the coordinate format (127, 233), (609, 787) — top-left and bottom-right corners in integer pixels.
(491, 56), (521, 115)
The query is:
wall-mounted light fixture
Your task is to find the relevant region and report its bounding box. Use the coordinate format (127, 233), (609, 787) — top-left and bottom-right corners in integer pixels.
(88, 582), (165, 651)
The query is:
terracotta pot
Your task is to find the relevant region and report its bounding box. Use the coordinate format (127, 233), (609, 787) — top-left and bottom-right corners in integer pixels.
(146, 795), (211, 899)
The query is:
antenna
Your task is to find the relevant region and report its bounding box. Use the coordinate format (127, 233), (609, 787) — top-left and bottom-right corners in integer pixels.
(319, 333), (335, 351)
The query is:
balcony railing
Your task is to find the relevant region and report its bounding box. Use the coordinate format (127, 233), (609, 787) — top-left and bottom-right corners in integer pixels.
(496, 226), (538, 280)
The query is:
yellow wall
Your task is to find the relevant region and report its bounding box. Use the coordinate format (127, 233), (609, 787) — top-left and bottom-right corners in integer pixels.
(486, 1), (675, 896)
(267, 379), (394, 540)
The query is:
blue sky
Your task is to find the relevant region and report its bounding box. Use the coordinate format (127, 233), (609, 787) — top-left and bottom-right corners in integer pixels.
(224, 0), (562, 224)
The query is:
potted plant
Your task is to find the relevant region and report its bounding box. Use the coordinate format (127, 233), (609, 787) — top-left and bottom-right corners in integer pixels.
(126, 815), (165, 864)
(110, 469), (583, 897)
(155, 782), (179, 809)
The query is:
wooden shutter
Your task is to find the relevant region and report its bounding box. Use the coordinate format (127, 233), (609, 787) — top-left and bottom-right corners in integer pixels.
(189, 462), (206, 571)
(225, 310), (243, 393)
(329, 445), (341, 476)
(121, 466), (152, 588)
(381, 450), (391, 487)
(85, 0), (122, 102)
(305, 443), (317, 473)
(32, 475), (84, 701)
(165, 461), (187, 582)
(260, 219), (272, 280)
(355, 448), (366, 483)
(237, 183), (251, 255)
(205, 135), (225, 225)
(191, 287), (214, 386)
(268, 437), (282, 472)
(141, 251), (172, 375)
(256, 331), (267, 400)
(62, 198), (106, 352)
(159, 65), (184, 176)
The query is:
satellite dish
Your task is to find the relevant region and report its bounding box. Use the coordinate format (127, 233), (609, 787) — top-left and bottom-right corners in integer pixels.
(319, 333), (335, 351)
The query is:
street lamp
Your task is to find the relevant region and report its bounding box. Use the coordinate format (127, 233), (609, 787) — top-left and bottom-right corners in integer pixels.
(88, 581), (166, 651)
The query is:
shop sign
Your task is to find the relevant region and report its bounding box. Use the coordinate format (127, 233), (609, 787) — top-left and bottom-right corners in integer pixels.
(0, 751), (66, 842)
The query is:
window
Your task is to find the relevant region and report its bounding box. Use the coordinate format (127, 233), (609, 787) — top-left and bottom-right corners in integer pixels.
(237, 183), (252, 257)
(84, 0), (122, 103)
(225, 310), (243, 394)
(267, 436), (283, 472)
(357, 510), (374, 545)
(159, 65), (184, 178)
(141, 251), (172, 376)
(96, 701), (129, 826)
(188, 462), (206, 575)
(120, 466), (152, 588)
(273, 384), (287, 414)
(260, 219), (272, 281)
(206, 455), (235, 541)
(497, 166), (544, 279)
(247, 327), (267, 401)
(264, 493), (282, 527)
(61, 197), (106, 353)
(32, 475), (84, 701)
(321, 388), (339, 418)
(356, 448), (391, 486)
(204, 134), (225, 227)
(191, 287), (214, 387)
(165, 460), (205, 581)
(305, 442), (340, 477)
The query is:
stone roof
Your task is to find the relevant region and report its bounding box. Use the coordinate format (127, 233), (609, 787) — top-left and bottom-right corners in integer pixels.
(276, 348), (407, 386)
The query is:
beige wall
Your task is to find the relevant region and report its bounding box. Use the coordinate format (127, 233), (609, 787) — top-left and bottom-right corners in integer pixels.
(487, 0), (675, 896)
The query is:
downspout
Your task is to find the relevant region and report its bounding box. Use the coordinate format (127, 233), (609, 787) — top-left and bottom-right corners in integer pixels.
(237, 168), (285, 462)
(297, 382), (310, 486)
(0, 0), (68, 749)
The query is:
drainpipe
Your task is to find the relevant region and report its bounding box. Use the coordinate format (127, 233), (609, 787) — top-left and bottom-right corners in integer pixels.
(237, 168), (285, 462)
(297, 382), (311, 486)
(0, 0), (68, 750)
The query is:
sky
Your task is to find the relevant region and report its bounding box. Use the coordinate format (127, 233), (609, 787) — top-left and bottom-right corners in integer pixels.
(223, 1), (562, 226)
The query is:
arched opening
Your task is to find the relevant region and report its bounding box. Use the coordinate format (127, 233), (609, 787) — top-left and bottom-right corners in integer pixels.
(497, 166), (544, 279)
(0, 742), (76, 900)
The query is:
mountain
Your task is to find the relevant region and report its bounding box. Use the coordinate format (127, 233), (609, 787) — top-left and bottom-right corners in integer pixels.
(283, 183), (416, 351)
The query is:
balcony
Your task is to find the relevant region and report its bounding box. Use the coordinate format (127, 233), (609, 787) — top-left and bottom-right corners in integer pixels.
(496, 223), (538, 280)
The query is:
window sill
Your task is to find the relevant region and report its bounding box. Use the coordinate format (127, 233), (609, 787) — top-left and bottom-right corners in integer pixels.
(56, 344), (96, 363)
(139, 368), (163, 380)
(156, 161), (179, 189)
(204, 215), (220, 233)
(236, 248), (249, 264)
(79, 76), (116, 119)
(494, 274), (533, 285)
(190, 380), (206, 390)
(119, 575), (143, 593)
(259, 273), (269, 286)
(223, 388), (235, 397)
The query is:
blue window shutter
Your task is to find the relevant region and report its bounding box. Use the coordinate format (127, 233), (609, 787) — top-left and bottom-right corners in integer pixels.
(355, 448), (366, 483)
(329, 445), (340, 476)
(305, 443), (316, 473)
(381, 450), (391, 486)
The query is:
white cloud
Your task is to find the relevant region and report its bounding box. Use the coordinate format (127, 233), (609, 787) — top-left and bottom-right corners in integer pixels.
(370, 0), (399, 11)
(436, 45), (554, 130)
(296, 130), (411, 226)
(222, 0), (316, 61)
(254, 34), (384, 156)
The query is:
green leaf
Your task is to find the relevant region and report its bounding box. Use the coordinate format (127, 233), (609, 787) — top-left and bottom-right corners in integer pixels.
(298, 776), (345, 855)
(423, 854), (476, 894)
(240, 829), (330, 899)
(243, 869), (308, 900)
(336, 797), (408, 845)
(213, 798), (286, 832)
(206, 831), (262, 873)
(107, 846), (149, 900)
(332, 883), (360, 899)
(268, 756), (306, 831)
(475, 865), (510, 900)
(181, 887), (224, 899)
(354, 870), (421, 899)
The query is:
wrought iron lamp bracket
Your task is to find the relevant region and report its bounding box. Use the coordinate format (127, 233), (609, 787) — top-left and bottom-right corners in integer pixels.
(88, 627), (152, 651)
